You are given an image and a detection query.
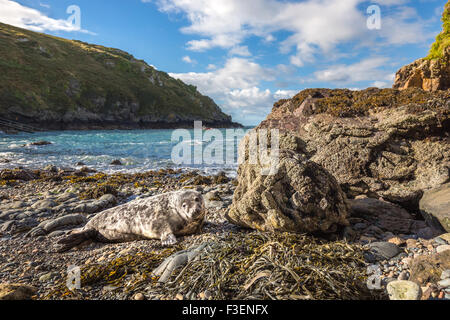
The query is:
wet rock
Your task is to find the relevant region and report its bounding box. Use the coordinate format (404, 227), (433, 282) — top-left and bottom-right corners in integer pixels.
(364, 242), (402, 262)
(110, 159), (123, 166)
(387, 280), (422, 300)
(0, 283), (37, 300)
(419, 183), (450, 232)
(227, 139), (349, 234)
(30, 141), (52, 146)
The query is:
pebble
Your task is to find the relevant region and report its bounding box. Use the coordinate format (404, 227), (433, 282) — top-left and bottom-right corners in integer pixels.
(441, 269), (450, 280)
(134, 293), (145, 301)
(437, 278), (450, 288)
(436, 245), (450, 254)
(386, 280), (422, 300)
(398, 271), (409, 281)
(175, 293), (184, 300)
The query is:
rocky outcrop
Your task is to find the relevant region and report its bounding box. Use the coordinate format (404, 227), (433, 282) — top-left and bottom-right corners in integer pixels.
(419, 183), (450, 232)
(227, 134), (350, 234)
(393, 46), (450, 92)
(258, 88), (450, 210)
(393, 1), (450, 92)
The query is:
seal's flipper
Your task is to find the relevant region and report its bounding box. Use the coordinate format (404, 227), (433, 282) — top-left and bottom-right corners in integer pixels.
(57, 229), (98, 253)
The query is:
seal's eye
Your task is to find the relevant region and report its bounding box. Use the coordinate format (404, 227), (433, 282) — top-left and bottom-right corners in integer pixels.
(183, 203), (187, 208)
(194, 197), (200, 202)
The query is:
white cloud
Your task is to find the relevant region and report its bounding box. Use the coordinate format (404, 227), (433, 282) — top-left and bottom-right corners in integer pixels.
(0, 0), (94, 34)
(229, 45), (251, 57)
(149, 0), (433, 66)
(313, 57), (394, 85)
(182, 55), (196, 64)
(170, 57), (291, 124)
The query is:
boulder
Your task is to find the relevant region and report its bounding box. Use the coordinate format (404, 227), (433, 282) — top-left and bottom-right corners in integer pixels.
(350, 198), (441, 238)
(364, 242), (402, 263)
(227, 135), (349, 234)
(419, 183), (450, 232)
(0, 283), (37, 300)
(258, 88), (450, 211)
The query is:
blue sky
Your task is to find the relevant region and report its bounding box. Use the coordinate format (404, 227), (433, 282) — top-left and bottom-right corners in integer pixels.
(0, 0), (447, 125)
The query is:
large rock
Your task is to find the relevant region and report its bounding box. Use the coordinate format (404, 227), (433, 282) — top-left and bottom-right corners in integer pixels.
(227, 136), (349, 234)
(350, 198), (439, 237)
(258, 88), (450, 210)
(0, 283), (37, 300)
(419, 183), (450, 232)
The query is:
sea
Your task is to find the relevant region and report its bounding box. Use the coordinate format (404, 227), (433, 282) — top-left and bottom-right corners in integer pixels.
(0, 128), (253, 177)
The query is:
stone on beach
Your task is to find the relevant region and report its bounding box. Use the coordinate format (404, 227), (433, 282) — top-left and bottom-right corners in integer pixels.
(227, 134), (349, 234)
(387, 280), (422, 300)
(0, 283), (37, 300)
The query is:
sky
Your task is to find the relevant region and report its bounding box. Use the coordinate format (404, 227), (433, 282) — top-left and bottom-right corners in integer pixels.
(0, 0), (447, 125)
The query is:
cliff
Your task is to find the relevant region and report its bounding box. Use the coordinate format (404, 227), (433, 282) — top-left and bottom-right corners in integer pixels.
(393, 1), (450, 91)
(0, 23), (241, 130)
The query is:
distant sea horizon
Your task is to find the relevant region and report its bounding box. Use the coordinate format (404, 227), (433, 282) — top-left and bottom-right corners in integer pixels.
(0, 128), (254, 177)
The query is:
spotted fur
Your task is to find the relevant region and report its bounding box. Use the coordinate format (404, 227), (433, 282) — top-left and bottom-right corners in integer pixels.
(57, 190), (205, 252)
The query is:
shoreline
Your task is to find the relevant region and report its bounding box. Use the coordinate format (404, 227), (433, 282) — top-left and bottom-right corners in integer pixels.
(0, 165), (449, 300)
(0, 120), (245, 134)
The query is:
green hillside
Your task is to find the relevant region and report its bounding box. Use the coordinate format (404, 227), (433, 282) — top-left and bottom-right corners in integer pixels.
(427, 0), (450, 60)
(0, 22), (239, 130)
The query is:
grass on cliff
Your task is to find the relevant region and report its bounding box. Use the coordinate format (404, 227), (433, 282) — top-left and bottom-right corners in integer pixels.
(0, 22), (230, 123)
(427, 1), (449, 60)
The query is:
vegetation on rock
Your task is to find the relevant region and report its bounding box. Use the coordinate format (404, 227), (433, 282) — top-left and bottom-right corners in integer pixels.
(0, 23), (238, 129)
(427, 1), (450, 60)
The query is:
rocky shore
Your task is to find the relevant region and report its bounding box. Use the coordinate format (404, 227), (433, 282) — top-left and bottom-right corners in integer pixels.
(0, 165), (448, 300)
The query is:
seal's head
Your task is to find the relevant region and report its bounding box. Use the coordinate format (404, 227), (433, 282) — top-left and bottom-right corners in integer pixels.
(176, 190), (205, 221)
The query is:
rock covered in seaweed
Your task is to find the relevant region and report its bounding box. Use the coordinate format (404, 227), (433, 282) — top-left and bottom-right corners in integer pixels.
(227, 132), (350, 234)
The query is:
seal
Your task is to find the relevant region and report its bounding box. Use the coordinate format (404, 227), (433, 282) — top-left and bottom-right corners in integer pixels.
(57, 190), (205, 252)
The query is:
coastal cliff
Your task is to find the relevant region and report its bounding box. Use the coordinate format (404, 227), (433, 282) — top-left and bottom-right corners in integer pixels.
(393, 1), (450, 91)
(0, 23), (241, 131)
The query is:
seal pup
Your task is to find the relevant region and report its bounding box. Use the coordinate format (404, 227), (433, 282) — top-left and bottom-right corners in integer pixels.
(57, 190), (205, 252)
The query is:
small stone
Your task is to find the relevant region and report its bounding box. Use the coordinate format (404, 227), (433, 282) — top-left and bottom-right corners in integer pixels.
(110, 159), (123, 166)
(436, 245), (450, 254)
(175, 293), (184, 300)
(386, 280), (422, 300)
(438, 278), (450, 288)
(406, 239), (418, 248)
(134, 293), (145, 301)
(398, 271), (409, 281)
(388, 237), (405, 246)
(441, 269), (450, 280)
(39, 272), (54, 282)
